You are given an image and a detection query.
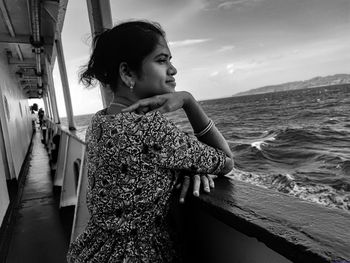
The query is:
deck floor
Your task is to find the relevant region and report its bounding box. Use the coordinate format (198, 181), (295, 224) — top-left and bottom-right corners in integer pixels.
(5, 131), (70, 263)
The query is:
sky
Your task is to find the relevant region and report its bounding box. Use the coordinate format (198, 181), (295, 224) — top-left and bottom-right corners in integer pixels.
(44, 0), (350, 117)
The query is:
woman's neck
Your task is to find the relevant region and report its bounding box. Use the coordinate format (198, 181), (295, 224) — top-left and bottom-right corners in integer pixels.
(111, 87), (139, 106)
(107, 90), (137, 114)
(111, 96), (135, 107)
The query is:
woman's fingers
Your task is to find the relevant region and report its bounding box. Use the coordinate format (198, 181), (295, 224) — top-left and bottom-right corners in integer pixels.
(122, 93), (185, 114)
(121, 100), (147, 112)
(193, 174), (201, 197)
(178, 174), (215, 204)
(122, 97), (163, 112)
(179, 176), (190, 203)
(201, 175), (210, 193)
(207, 174), (216, 188)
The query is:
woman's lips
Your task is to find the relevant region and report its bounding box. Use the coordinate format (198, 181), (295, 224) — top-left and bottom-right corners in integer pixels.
(166, 80), (176, 87)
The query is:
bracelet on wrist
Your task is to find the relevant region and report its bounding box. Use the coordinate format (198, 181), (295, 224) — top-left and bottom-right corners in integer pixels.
(194, 119), (214, 137)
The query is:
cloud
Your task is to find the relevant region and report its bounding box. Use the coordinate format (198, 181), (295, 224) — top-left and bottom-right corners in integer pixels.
(169, 38), (211, 47)
(203, 0), (264, 10)
(217, 45), (235, 52)
(210, 71), (219, 77)
(226, 63), (236, 74)
(225, 59), (264, 75)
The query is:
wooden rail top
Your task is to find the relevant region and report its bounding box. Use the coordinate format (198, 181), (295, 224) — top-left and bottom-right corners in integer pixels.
(195, 177), (350, 263)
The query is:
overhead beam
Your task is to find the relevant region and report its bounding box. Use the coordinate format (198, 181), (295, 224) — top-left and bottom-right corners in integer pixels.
(0, 0), (15, 36)
(20, 75), (38, 79)
(0, 0), (27, 62)
(0, 34), (54, 45)
(15, 45), (24, 61)
(8, 58), (36, 65)
(0, 34), (31, 44)
(43, 4), (57, 23)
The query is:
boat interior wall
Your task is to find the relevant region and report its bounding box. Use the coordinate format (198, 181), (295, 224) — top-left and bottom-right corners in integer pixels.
(0, 163), (9, 226)
(0, 54), (32, 180)
(0, 118), (10, 180)
(0, 119), (9, 226)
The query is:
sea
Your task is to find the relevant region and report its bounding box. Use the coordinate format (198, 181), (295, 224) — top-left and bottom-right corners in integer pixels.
(62, 84), (350, 212)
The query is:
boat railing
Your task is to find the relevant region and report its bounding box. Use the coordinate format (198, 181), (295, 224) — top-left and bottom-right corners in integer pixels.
(46, 119), (350, 263)
(46, 120), (89, 243)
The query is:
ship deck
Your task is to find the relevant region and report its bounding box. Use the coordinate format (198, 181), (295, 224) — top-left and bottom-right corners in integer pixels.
(2, 131), (71, 263)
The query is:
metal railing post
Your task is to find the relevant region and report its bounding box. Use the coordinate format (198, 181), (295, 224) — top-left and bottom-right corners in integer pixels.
(86, 0), (113, 107)
(45, 56), (61, 124)
(55, 34), (76, 130)
(42, 93), (50, 119)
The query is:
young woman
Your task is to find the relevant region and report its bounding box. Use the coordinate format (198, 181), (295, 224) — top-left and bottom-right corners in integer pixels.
(67, 20), (234, 263)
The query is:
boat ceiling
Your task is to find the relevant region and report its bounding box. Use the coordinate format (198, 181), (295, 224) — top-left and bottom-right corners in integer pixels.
(0, 0), (67, 98)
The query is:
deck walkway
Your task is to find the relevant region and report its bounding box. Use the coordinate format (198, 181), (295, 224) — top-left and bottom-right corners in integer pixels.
(5, 131), (70, 263)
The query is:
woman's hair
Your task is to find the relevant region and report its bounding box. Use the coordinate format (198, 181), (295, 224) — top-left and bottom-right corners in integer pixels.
(80, 20), (165, 91)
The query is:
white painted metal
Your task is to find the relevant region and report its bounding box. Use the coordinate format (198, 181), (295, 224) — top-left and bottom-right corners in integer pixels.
(70, 148), (89, 242)
(46, 121), (55, 154)
(55, 35), (76, 130)
(0, 145), (9, 225)
(42, 94), (50, 119)
(54, 132), (69, 187)
(86, 0), (113, 107)
(0, 118), (10, 180)
(0, 67), (31, 180)
(45, 90), (54, 121)
(0, 117), (10, 226)
(59, 135), (85, 207)
(45, 56), (60, 124)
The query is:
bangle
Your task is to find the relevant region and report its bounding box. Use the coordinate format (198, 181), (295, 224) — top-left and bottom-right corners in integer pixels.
(194, 119), (214, 137)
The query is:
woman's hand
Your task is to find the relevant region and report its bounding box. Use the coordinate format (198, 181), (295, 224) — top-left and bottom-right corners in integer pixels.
(176, 174), (217, 203)
(122, 91), (193, 114)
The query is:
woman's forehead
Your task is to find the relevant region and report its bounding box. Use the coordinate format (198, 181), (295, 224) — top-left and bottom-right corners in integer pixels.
(153, 37), (171, 56)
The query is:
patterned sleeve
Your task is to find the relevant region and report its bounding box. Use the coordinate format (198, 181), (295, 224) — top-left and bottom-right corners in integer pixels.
(141, 111), (227, 175)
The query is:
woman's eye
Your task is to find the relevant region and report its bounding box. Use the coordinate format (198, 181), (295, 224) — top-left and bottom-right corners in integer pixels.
(158, 59), (167, 63)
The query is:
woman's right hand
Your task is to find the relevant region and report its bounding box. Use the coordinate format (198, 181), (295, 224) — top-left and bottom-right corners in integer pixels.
(176, 174), (217, 203)
(121, 91), (193, 114)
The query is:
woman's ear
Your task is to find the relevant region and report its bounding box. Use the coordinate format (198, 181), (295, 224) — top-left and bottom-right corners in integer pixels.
(119, 62), (134, 87)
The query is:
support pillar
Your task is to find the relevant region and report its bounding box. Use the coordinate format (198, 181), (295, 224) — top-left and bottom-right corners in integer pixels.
(45, 90), (53, 121)
(45, 56), (60, 124)
(86, 0), (113, 107)
(42, 93), (50, 119)
(55, 35), (76, 130)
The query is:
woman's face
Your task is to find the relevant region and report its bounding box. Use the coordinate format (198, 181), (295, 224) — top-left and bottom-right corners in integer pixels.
(133, 36), (177, 99)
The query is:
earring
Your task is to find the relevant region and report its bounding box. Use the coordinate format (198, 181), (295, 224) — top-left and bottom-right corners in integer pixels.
(130, 83), (134, 92)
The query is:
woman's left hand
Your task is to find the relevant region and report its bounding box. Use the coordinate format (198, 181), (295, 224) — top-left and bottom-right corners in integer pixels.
(176, 174), (217, 203)
(121, 91), (192, 114)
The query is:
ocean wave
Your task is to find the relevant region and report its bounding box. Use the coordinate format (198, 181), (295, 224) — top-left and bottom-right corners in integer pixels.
(342, 160), (350, 176)
(273, 127), (319, 144)
(251, 136), (276, 150)
(323, 118), (340, 125)
(227, 168), (350, 211)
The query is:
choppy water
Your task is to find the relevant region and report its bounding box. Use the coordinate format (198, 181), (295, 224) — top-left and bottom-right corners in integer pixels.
(64, 84), (350, 211)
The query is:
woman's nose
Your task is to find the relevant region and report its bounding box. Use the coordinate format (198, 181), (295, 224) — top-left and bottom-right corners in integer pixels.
(168, 63), (177, 76)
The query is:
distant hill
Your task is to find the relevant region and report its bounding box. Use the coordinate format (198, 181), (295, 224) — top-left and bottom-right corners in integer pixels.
(233, 74), (350, 97)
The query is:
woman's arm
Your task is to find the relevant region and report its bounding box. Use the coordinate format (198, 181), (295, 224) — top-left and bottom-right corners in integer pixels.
(182, 92), (234, 175)
(122, 91), (234, 175)
(182, 92), (233, 158)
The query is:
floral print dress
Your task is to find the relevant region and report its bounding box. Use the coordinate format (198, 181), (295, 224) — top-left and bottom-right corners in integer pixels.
(67, 109), (226, 263)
